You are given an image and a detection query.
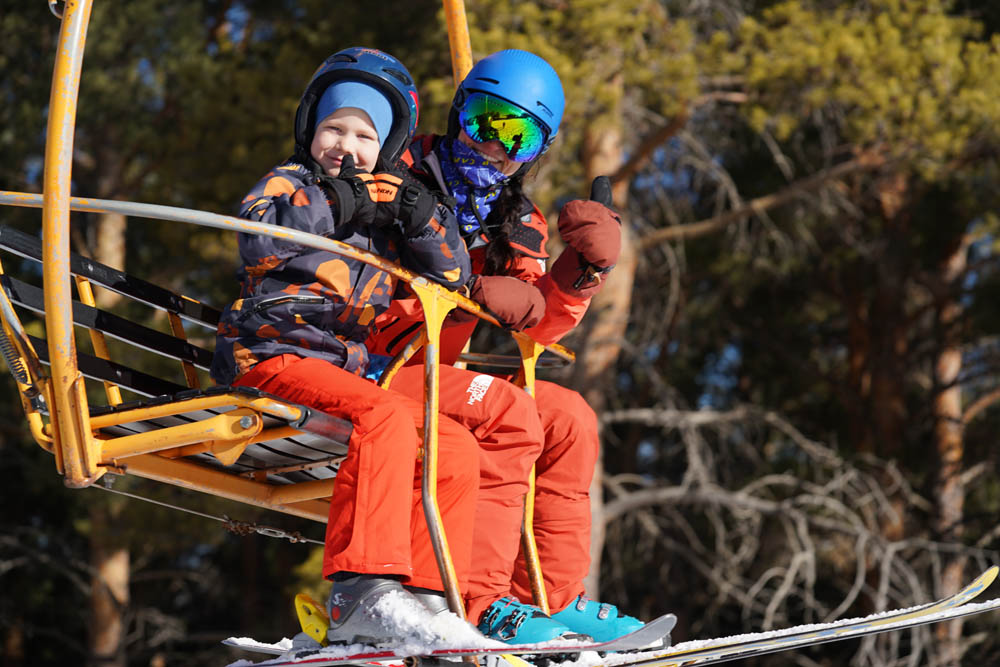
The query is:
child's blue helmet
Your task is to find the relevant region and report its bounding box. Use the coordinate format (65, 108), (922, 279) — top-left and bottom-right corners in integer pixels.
(295, 47), (420, 166)
(449, 49), (564, 162)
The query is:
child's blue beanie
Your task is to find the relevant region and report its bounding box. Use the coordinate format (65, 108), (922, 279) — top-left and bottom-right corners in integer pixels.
(314, 80), (393, 149)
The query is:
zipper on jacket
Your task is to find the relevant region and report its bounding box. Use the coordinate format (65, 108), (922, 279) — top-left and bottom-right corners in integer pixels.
(386, 320), (423, 355)
(237, 294), (326, 321)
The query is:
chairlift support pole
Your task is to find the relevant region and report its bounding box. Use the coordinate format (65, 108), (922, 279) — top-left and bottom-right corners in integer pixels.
(410, 282), (466, 618)
(442, 0), (474, 85)
(440, 0), (552, 614)
(42, 0), (100, 488)
(436, 0), (475, 621)
(513, 334), (550, 613)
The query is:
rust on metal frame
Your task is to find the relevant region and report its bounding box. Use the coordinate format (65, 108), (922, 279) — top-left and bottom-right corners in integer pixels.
(42, 0), (99, 488)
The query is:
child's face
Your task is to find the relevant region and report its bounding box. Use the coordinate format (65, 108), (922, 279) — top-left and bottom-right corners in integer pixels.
(458, 130), (521, 176)
(310, 108), (381, 176)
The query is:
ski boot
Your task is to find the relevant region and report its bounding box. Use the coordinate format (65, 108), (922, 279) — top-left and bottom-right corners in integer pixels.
(477, 597), (585, 644)
(550, 595), (662, 646)
(325, 574), (444, 646)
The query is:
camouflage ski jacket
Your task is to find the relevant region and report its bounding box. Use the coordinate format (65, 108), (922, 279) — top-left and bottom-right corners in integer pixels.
(211, 160), (470, 384)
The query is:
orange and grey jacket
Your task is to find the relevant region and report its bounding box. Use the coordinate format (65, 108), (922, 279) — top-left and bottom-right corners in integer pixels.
(211, 160), (470, 384)
(366, 135), (590, 364)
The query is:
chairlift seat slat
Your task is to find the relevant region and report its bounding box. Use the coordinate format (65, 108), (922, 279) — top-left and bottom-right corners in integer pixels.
(0, 225), (220, 329)
(0, 224), (352, 506)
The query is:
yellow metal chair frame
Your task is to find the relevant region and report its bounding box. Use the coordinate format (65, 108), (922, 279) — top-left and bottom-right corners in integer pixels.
(0, 0), (572, 620)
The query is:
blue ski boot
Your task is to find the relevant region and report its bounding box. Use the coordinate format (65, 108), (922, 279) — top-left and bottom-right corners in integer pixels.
(550, 595), (646, 643)
(477, 597), (585, 644)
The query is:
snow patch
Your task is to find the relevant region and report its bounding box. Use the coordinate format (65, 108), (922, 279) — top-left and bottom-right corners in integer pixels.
(225, 636), (295, 654)
(225, 589), (504, 665)
(366, 588), (499, 650)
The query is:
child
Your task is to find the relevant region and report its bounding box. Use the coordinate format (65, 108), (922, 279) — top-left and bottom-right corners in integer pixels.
(368, 50), (661, 645)
(210, 47), (479, 647)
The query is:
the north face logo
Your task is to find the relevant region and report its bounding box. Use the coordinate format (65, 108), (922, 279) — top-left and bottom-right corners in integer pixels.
(466, 374), (494, 405)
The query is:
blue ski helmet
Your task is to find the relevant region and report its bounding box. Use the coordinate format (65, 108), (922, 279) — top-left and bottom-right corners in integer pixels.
(450, 49), (565, 160)
(294, 47), (420, 167)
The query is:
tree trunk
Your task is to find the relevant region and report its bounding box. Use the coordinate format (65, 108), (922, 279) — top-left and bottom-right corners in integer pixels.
(88, 505), (129, 667)
(93, 212), (127, 307)
(3, 619), (25, 667)
(844, 286), (872, 453)
(573, 75), (631, 596)
(842, 198), (911, 610)
(88, 213), (130, 666)
(932, 237), (970, 666)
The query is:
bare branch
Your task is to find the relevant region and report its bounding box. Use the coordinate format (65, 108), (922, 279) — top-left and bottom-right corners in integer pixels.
(636, 153), (888, 250)
(962, 386), (1000, 425)
(598, 398), (997, 665)
(610, 110), (690, 187)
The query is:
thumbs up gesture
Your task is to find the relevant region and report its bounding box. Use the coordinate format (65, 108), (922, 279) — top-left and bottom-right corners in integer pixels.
(549, 176), (622, 297)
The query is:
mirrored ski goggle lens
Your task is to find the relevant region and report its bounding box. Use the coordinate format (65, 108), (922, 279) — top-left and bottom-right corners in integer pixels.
(458, 93), (548, 163)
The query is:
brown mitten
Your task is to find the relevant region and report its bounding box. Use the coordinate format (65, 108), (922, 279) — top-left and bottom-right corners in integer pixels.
(549, 176), (622, 297)
(462, 275), (546, 330)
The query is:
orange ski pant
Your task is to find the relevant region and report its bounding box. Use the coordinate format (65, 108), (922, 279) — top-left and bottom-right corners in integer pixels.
(389, 366), (599, 621)
(511, 381), (599, 613)
(235, 354), (479, 591)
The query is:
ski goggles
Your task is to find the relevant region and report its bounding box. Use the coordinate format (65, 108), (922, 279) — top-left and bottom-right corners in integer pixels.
(457, 92), (550, 163)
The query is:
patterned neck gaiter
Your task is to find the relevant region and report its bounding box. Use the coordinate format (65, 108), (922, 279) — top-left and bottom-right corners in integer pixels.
(436, 137), (508, 236)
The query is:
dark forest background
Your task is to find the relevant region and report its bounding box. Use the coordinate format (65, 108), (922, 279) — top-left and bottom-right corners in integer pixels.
(2, 1), (1000, 665)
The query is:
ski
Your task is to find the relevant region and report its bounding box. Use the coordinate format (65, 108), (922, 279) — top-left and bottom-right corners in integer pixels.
(226, 566), (998, 667)
(608, 597), (1000, 666)
(604, 565), (1000, 667)
(225, 613), (676, 664)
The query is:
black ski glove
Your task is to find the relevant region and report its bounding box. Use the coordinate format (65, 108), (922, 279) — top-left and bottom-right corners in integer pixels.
(371, 169), (441, 236)
(316, 154), (378, 226)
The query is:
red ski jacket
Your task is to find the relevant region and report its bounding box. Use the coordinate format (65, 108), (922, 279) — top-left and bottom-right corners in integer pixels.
(366, 135), (590, 364)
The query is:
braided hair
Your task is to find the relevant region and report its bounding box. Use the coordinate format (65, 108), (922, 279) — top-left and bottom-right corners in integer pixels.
(481, 173), (529, 276)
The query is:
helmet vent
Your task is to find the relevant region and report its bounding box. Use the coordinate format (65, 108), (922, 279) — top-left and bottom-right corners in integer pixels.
(383, 67), (413, 86)
(535, 101), (553, 119)
(474, 76), (500, 85)
(331, 54), (358, 63)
